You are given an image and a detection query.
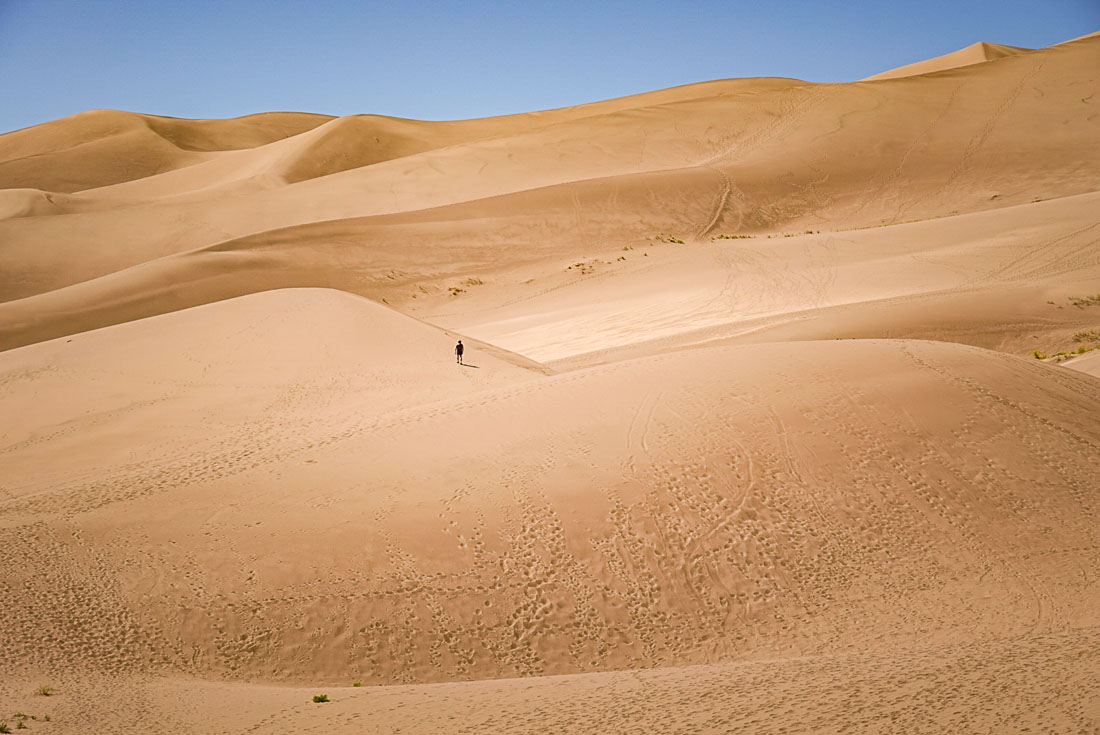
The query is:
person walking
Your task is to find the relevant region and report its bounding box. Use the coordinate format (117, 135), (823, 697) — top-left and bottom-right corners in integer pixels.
(455, 340), (464, 365)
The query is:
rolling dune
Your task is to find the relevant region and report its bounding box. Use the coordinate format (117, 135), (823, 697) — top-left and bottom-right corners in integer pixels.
(1, 27), (1098, 735)
(2, 33), (1097, 308)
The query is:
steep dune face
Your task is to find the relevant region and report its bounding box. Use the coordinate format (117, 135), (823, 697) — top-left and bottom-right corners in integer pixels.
(1, 292), (1097, 686)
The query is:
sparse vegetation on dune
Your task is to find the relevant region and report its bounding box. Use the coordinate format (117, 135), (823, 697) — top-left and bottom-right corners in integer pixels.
(1068, 294), (1100, 307)
(1033, 341), (1099, 362)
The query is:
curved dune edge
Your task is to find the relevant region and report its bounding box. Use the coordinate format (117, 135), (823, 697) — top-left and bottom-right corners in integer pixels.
(2, 33), (1098, 306)
(862, 40), (1032, 81)
(2, 189), (1097, 361)
(4, 627), (1098, 733)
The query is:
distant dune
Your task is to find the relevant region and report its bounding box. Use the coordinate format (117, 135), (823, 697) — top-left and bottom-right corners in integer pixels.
(1, 29), (1098, 735)
(862, 40), (1032, 80)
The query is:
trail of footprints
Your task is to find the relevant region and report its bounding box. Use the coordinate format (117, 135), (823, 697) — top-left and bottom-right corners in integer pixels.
(1, 340), (1097, 688)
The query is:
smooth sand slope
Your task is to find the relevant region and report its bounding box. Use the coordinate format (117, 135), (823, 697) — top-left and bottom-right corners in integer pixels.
(862, 40), (1032, 81)
(1, 186), (1096, 360)
(3, 290), (1100, 733)
(1, 29), (1099, 735)
(2, 33), (1098, 309)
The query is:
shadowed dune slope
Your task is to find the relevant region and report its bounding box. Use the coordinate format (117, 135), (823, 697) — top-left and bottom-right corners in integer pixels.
(1, 291), (1097, 689)
(1, 33), (1097, 311)
(863, 40), (1033, 80)
(0, 110), (332, 193)
(2, 187), (1096, 359)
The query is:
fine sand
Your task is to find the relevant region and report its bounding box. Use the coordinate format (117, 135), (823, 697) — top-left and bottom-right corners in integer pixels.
(1, 30), (1098, 735)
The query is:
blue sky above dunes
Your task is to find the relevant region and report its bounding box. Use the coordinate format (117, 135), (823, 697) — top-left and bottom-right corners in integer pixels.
(1, 0), (1097, 134)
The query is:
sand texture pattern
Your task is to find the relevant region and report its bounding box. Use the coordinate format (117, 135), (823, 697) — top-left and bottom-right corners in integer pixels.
(1, 31), (1098, 735)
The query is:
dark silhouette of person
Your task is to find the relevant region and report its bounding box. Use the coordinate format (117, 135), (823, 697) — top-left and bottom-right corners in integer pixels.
(455, 340), (464, 365)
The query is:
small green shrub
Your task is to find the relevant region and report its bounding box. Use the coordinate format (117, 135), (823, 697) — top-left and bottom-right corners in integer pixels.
(34, 684), (52, 696)
(15, 722), (26, 730)
(1032, 349), (1047, 359)
(312, 694), (329, 703)
(353, 681), (362, 687)
(0, 723), (10, 733)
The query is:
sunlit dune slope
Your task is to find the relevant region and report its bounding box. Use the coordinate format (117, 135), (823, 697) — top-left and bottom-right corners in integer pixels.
(1, 290), (1096, 686)
(0, 289), (541, 490)
(1064, 350), (1100, 378)
(2, 187), (1096, 359)
(863, 40), (1032, 80)
(1, 33), (1097, 316)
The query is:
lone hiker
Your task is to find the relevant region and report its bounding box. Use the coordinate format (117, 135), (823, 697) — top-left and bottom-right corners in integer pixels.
(455, 340), (464, 365)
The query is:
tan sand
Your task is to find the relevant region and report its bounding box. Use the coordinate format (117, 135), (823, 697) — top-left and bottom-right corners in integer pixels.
(0, 29), (1098, 735)
(862, 41), (1032, 81)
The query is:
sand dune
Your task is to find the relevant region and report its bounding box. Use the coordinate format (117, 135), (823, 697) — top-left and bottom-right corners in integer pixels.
(863, 40), (1032, 80)
(2, 185), (1096, 359)
(3, 33), (1097, 310)
(2, 293), (1098, 680)
(1, 28), (1098, 735)
(0, 109), (331, 193)
(1, 291), (1098, 732)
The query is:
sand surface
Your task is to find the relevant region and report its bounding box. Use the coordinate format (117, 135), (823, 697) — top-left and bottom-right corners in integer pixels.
(1, 31), (1098, 735)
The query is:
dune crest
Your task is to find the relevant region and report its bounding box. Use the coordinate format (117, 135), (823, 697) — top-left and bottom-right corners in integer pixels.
(1, 29), (1099, 735)
(862, 40), (1033, 80)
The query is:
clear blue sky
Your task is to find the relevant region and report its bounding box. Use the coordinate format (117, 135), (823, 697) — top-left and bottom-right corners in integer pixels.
(2, 0), (1097, 134)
